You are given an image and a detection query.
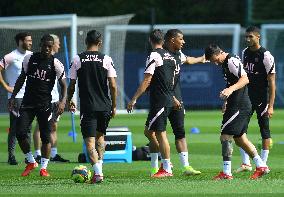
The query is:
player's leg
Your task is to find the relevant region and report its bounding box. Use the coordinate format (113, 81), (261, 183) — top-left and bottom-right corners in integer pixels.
(214, 110), (242, 180)
(168, 107), (201, 175)
(33, 122), (42, 163)
(144, 126), (160, 176)
(234, 133), (269, 179)
(7, 98), (22, 165)
(37, 105), (53, 177)
(49, 102), (69, 162)
(256, 103), (271, 165)
(237, 109), (254, 173)
(80, 112), (102, 184)
(95, 110), (111, 180)
(16, 107), (38, 176)
(150, 107), (172, 177)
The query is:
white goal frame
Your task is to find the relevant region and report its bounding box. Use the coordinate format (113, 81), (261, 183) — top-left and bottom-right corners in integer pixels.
(104, 24), (241, 110)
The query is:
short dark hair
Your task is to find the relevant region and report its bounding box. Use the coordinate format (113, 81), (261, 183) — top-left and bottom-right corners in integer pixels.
(149, 29), (164, 45)
(205, 44), (222, 60)
(85, 30), (102, 46)
(164, 29), (183, 42)
(14, 32), (31, 46)
(40, 34), (54, 44)
(246, 26), (260, 35)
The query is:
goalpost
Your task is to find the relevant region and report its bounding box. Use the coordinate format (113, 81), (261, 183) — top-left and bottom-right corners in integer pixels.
(261, 24), (284, 107)
(0, 14), (133, 113)
(104, 24), (241, 110)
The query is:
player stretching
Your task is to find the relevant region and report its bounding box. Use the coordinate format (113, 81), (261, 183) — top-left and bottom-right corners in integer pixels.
(237, 26), (276, 172)
(205, 44), (269, 180)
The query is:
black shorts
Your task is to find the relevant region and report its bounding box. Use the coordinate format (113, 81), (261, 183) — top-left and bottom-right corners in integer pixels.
(168, 105), (185, 139)
(221, 110), (250, 137)
(80, 111), (111, 138)
(17, 104), (52, 144)
(145, 107), (172, 132)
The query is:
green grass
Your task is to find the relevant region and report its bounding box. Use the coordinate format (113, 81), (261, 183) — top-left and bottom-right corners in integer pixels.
(0, 109), (283, 196)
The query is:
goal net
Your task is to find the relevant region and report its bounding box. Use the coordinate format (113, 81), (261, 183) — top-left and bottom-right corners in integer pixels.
(104, 24), (241, 109)
(261, 24), (284, 107)
(0, 14), (133, 113)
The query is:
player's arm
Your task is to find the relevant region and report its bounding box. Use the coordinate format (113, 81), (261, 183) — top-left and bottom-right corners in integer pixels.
(263, 51), (276, 118)
(67, 79), (76, 112)
(184, 55), (206, 64)
(220, 74), (249, 99)
(0, 57), (13, 93)
(67, 56), (80, 112)
(127, 73), (152, 113)
(8, 69), (26, 111)
(108, 77), (117, 118)
(267, 73), (276, 118)
(220, 57), (249, 99)
(54, 58), (67, 115)
(58, 77), (67, 115)
(0, 66), (13, 93)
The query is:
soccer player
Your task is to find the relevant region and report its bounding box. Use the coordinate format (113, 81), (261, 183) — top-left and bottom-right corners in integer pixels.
(68, 30), (117, 184)
(8, 34), (67, 177)
(127, 29), (181, 177)
(0, 32), (32, 165)
(33, 34), (69, 163)
(236, 26), (276, 172)
(205, 44), (269, 180)
(143, 29), (204, 176)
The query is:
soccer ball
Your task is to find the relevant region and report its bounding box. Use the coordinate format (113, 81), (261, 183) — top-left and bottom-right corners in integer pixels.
(71, 165), (91, 183)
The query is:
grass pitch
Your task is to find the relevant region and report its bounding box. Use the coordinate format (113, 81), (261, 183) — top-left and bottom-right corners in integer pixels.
(0, 110), (283, 196)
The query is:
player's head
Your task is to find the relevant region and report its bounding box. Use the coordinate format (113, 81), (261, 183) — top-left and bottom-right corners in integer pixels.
(245, 26), (260, 48)
(85, 30), (102, 48)
(164, 29), (185, 51)
(40, 34), (54, 58)
(205, 44), (224, 65)
(15, 32), (32, 51)
(149, 29), (164, 47)
(50, 34), (60, 54)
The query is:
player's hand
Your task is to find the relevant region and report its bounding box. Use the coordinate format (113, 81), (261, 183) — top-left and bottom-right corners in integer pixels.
(57, 101), (66, 115)
(173, 96), (182, 110)
(68, 100), (76, 113)
(127, 99), (136, 113)
(111, 106), (116, 118)
(222, 101), (227, 113)
(7, 98), (15, 112)
(220, 88), (233, 100)
(267, 105), (274, 118)
(5, 86), (14, 93)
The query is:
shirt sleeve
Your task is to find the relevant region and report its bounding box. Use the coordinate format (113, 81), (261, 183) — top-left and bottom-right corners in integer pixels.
(69, 55), (81, 80)
(54, 58), (66, 79)
(180, 51), (187, 64)
(22, 54), (32, 73)
(0, 53), (13, 69)
(144, 52), (162, 75)
(103, 55), (117, 77)
(263, 51), (276, 74)
(228, 56), (246, 78)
